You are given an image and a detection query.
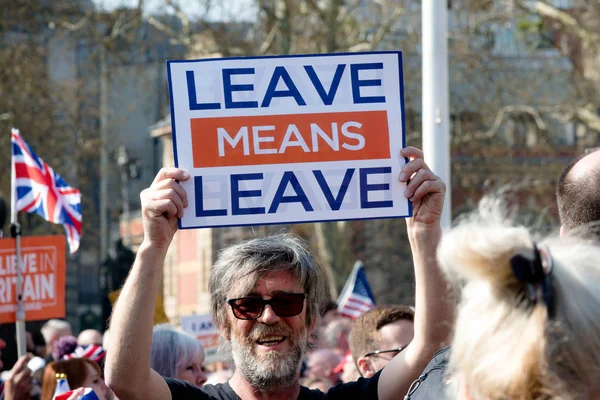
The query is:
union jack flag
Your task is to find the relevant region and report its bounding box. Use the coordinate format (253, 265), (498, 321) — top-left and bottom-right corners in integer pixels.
(62, 345), (106, 363)
(54, 388), (99, 400)
(11, 128), (82, 253)
(337, 261), (375, 319)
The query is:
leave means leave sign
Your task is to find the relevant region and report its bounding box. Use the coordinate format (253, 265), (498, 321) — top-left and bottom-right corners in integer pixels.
(167, 51), (411, 229)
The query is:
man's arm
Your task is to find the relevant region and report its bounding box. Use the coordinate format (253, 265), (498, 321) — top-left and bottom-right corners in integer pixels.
(105, 168), (190, 400)
(378, 147), (454, 400)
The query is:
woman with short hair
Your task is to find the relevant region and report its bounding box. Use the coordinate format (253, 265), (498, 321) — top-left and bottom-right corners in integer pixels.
(150, 324), (207, 387)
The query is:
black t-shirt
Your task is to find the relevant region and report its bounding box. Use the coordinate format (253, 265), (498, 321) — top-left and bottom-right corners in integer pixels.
(165, 371), (381, 400)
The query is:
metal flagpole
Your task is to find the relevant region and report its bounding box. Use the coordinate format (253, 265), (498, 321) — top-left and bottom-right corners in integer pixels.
(422, 0), (451, 229)
(10, 129), (27, 357)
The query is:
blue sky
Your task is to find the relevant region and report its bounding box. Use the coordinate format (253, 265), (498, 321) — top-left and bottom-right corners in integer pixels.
(93, 0), (257, 21)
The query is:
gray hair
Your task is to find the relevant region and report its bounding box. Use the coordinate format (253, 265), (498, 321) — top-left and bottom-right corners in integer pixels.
(209, 234), (328, 336)
(150, 324), (204, 378)
(41, 319), (72, 343)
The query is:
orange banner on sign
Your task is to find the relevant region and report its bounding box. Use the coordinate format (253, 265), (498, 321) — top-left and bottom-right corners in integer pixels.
(0, 236), (66, 323)
(191, 110), (390, 168)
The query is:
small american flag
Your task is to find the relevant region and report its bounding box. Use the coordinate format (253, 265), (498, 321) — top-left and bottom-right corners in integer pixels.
(11, 128), (82, 253)
(337, 261), (375, 319)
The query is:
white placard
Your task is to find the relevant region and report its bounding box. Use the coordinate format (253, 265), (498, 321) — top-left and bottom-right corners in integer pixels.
(167, 52), (411, 229)
(181, 313), (221, 364)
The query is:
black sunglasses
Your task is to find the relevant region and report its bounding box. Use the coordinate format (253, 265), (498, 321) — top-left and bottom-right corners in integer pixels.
(364, 346), (407, 359)
(227, 293), (306, 320)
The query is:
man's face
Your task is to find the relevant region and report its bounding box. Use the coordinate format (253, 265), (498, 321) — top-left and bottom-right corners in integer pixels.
(369, 319), (414, 372)
(226, 270), (313, 391)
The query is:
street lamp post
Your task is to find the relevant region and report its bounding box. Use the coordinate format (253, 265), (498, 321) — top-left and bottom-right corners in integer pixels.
(116, 146), (132, 247)
(422, 0), (451, 229)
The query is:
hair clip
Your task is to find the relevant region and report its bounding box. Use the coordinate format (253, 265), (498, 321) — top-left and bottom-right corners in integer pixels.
(510, 244), (555, 318)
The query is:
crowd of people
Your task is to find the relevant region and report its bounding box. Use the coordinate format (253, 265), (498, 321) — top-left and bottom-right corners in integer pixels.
(0, 319), (110, 400)
(2, 146), (600, 399)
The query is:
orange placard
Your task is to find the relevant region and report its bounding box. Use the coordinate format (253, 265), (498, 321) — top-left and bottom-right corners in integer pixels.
(0, 236), (66, 323)
(191, 110), (390, 168)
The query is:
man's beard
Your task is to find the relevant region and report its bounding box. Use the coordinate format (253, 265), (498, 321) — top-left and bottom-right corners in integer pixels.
(230, 322), (308, 392)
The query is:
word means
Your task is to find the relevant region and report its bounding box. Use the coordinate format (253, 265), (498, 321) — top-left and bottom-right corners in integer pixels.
(218, 121), (364, 157)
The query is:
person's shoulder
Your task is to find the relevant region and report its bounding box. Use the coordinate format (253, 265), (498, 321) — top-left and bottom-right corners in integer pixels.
(200, 382), (239, 399)
(404, 346), (451, 400)
(316, 371), (381, 400)
(165, 378), (205, 398)
(164, 379), (239, 400)
(298, 386), (326, 399)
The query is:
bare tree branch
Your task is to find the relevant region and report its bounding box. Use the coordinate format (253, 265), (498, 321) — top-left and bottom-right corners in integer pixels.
(258, 20), (280, 55)
(304, 0), (326, 22)
(314, 223), (340, 299)
(337, 0), (363, 24)
(453, 105), (548, 143)
(575, 104), (600, 132)
(57, 14), (90, 31)
(369, 4), (404, 50)
(516, 0), (600, 48)
(346, 4), (403, 52)
(165, 0), (192, 43)
(147, 15), (191, 46)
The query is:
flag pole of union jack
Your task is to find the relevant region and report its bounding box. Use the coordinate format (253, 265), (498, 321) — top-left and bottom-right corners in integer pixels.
(11, 128), (82, 254)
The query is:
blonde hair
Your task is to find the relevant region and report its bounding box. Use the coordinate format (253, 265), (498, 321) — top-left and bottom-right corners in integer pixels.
(440, 199), (600, 400)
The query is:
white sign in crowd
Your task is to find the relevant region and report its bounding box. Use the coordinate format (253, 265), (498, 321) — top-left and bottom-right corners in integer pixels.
(181, 314), (221, 364)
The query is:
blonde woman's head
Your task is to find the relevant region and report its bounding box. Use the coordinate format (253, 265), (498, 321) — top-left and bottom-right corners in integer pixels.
(440, 199), (600, 400)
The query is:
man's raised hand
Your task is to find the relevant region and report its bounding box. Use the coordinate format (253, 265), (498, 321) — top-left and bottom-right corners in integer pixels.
(140, 168), (190, 250)
(399, 147), (445, 231)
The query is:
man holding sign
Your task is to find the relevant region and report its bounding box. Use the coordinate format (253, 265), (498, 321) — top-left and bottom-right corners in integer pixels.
(106, 145), (453, 399)
(107, 52), (452, 399)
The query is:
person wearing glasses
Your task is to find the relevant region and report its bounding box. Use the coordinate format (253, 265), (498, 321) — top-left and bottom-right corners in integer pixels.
(348, 305), (415, 378)
(105, 146), (454, 400)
